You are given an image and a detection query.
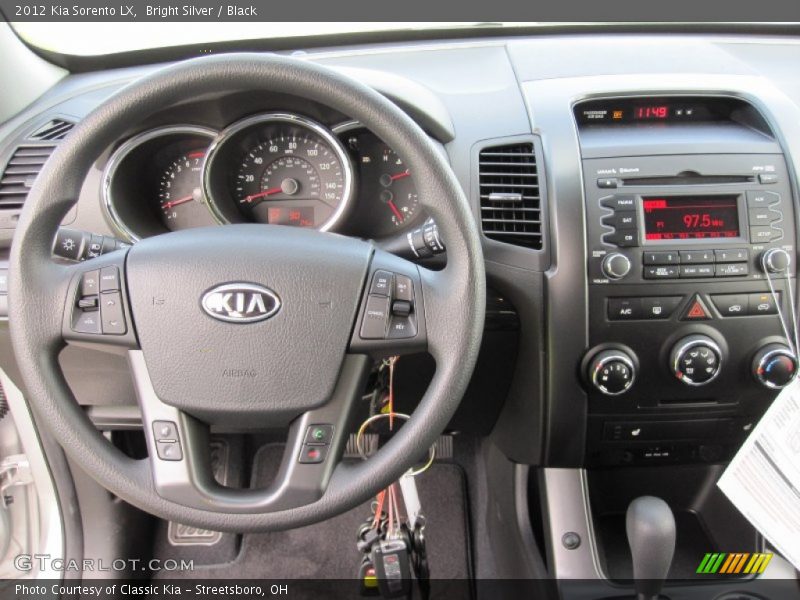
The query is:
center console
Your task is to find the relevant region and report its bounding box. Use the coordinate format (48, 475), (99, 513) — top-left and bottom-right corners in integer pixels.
(575, 96), (797, 468)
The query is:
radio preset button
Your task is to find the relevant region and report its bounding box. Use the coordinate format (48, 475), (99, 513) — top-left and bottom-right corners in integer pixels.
(643, 266), (679, 279)
(746, 191), (780, 208)
(714, 248), (749, 263)
(608, 298), (642, 320)
(715, 263), (749, 277)
(710, 294), (749, 317)
(679, 250), (714, 264)
(643, 251), (679, 265)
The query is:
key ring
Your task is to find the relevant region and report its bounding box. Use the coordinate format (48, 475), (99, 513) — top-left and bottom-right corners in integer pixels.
(355, 412), (436, 476)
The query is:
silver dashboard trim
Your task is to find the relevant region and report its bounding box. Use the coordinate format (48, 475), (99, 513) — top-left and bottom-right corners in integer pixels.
(202, 112), (355, 233)
(101, 125), (218, 242)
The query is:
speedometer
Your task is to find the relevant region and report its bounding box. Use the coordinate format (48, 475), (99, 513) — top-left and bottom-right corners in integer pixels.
(204, 114), (353, 231)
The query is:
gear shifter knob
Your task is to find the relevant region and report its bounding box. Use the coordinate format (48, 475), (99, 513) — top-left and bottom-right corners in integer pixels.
(625, 496), (676, 600)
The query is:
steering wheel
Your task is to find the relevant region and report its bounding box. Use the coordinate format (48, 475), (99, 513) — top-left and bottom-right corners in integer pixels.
(8, 54), (485, 532)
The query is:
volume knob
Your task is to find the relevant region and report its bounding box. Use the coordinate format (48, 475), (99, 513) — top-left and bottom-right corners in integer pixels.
(602, 253), (632, 280)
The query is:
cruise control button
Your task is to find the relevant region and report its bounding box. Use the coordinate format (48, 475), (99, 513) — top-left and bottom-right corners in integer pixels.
(369, 270), (393, 296)
(299, 444), (329, 464)
(711, 294), (748, 317)
(642, 297), (682, 319)
(99, 266), (121, 292)
(714, 248), (748, 263)
(100, 291), (127, 335)
(642, 251), (679, 265)
(304, 424), (333, 445)
(679, 250), (714, 264)
(608, 298), (642, 320)
(643, 266), (679, 279)
(156, 441), (183, 461)
(746, 191), (780, 208)
(748, 292), (779, 315)
(393, 275), (413, 302)
(360, 295), (391, 339)
(715, 263), (749, 277)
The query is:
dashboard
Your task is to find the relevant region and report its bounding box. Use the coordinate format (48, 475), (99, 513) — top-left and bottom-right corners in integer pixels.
(3, 32), (800, 472)
(102, 114), (425, 242)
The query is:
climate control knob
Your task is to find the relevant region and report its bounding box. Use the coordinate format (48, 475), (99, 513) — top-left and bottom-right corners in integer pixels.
(670, 335), (722, 386)
(589, 350), (636, 396)
(601, 253), (632, 280)
(760, 248), (791, 274)
(753, 344), (797, 389)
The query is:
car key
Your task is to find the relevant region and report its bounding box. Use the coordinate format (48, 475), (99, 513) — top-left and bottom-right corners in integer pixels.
(371, 538), (412, 598)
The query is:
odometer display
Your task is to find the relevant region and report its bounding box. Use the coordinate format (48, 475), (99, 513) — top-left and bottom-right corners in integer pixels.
(204, 114), (353, 230)
(643, 196), (741, 241)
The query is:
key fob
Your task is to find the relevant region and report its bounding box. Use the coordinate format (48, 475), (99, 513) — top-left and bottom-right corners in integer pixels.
(358, 556), (380, 596)
(371, 538), (412, 598)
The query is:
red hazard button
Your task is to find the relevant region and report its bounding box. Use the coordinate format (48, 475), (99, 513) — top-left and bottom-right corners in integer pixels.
(682, 295), (711, 320)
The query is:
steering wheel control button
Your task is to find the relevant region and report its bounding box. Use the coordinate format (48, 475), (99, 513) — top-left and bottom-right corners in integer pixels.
(393, 275), (413, 302)
(370, 271), (393, 296)
(73, 310), (101, 334)
(304, 424), (334, 445)
(100, 291), (127, 335)
(391, 300), (413, 318)
(360, 295), (391, 339)
(388, 316), (417, 339)
(671, 335), (722, 386)
(99, 266), (121, 292)
(299, 444), (329, 464)
(156, 441), (183, 461)
(80, 270), (100, 296)
(78, 296), (99, 310)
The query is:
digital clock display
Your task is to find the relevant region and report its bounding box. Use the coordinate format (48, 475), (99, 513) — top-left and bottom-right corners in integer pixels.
(634, 105), (669, 120)
(642, 196), (740, 241)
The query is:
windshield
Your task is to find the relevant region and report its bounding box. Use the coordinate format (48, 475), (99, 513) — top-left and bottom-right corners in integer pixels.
(12, 22), (534, 55)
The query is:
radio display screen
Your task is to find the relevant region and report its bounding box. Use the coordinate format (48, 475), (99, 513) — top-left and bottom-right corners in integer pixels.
(642, 196), (740, 241)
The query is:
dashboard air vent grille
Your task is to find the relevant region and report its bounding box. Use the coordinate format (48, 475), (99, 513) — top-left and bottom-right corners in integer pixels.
(28, 118), (75, 141)
(479, 142), (542, 249)
(0, 145), (57, 210)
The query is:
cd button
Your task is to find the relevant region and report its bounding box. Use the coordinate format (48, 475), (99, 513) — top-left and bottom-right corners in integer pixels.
(606, 230), (639, 247)
(710, 294), (748, 317)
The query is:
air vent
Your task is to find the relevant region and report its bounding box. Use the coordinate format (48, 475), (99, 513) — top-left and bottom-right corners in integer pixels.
(0, 145), (57, 210)
(28, 118), (75, 141)
(479, 142), (542, 249)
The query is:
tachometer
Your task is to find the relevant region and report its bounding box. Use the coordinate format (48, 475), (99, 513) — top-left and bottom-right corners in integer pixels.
(204, 114), (353, 230)
(158, 149), (211, 230)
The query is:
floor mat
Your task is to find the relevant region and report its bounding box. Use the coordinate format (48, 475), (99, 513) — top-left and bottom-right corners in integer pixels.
(156, 443), (472, 593)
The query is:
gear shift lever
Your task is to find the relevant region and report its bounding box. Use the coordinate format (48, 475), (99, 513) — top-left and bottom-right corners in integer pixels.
(625, 496), (676, 600)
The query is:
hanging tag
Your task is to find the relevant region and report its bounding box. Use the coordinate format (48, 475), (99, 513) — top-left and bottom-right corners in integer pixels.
(398, 470), (422, 531)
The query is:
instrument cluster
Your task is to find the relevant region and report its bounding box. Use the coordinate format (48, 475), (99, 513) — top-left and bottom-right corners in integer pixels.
(102, 113), (426, 242)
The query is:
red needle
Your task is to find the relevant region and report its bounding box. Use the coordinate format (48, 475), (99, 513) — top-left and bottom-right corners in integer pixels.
(387, 200), (404, 223)
(389, 170), (410, 181)
(162, 195), (194, 210)
(242, 187), (282, 203)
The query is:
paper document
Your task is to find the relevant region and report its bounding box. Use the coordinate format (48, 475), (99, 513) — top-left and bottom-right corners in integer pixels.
(718, 378), (800, 571)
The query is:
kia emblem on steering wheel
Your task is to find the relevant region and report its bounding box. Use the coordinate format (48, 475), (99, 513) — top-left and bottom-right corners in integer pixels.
(201, 283), (281, 323)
